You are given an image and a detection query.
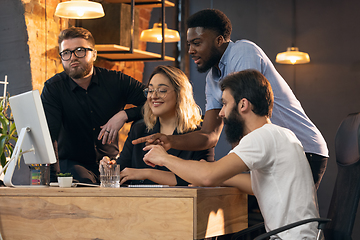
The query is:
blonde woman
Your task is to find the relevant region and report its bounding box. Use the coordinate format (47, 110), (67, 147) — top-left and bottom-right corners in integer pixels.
(117, 65), (214, 186)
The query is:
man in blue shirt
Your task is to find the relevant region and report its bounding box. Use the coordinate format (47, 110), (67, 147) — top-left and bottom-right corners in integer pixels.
(134, 9), (328, 189)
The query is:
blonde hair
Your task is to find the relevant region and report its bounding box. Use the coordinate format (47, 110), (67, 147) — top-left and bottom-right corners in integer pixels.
(143, 65), (202, 134)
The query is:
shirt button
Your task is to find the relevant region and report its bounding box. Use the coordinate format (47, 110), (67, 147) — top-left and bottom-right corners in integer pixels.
(93, 128), (95, 131)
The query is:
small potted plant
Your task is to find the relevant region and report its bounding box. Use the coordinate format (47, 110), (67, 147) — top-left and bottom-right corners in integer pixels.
(57, 173), (73, 188)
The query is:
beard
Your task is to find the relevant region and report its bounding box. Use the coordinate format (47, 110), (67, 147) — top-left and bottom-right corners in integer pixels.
(223, 107), (245, 147)
(196, 45), (222, 73)
(63, 60), (93, 80)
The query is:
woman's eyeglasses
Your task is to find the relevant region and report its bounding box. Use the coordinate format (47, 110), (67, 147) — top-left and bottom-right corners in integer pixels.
(143, 88), (173, 98)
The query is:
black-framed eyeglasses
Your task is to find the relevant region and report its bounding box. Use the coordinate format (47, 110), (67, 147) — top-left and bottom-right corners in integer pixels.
(143, 88), (173, 98)
(59, 47), (93, 61)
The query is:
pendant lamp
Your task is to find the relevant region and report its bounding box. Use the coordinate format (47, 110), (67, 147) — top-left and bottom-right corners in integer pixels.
(276, 47), (310, 64)
(54, 0), (105, 19)
(276, 0), (310, 65)
(140, 22), (180, 43)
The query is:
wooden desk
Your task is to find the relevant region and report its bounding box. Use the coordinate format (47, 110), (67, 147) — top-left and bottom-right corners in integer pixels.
(0, 186), (247, 240)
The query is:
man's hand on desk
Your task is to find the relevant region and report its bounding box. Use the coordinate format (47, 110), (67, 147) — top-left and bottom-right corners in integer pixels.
(132, 133), (172, 151)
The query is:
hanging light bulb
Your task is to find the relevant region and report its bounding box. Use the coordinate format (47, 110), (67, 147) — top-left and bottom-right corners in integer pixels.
(276, 47), (310, 64)
(140, 22), (180, 43)
(77, 9), (85, 17)
(54, 0), (105, 19)
(276, 0), (310, 65)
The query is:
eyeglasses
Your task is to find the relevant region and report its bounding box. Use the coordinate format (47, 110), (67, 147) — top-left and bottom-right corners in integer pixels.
(59, 47), (93, 61)
(143, 88), (173, 98)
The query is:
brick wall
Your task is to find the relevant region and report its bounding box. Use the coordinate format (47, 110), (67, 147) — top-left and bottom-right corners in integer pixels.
(21, 0), (152, 151)
(22, 0), (67, 92)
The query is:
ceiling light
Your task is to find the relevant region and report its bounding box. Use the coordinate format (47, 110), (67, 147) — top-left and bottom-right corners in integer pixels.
(140, 22), (180, 43)
(54, 0), (105, 19)
(275, 0), (310, 65)
(276, 47), (310, 64)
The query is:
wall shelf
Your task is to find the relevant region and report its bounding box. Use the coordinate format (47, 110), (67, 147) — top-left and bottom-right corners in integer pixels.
(93, 0), (175, 62)
(96, 44), (175, 61)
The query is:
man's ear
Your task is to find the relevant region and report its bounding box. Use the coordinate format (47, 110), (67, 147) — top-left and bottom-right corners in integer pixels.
(238, 98), (250, 113)
(215, 35), (225, 47)
(92, 49), (97, 61)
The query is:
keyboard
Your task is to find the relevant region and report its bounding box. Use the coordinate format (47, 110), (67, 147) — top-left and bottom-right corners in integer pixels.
(127, 185), (169, 188)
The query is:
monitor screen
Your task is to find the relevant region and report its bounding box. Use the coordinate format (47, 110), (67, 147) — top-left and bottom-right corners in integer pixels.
(9, 90), (56, 165)
(3, 90), (56, 186)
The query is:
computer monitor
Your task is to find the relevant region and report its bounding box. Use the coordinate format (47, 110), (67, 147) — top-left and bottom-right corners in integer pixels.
(3, 90), (56, 187)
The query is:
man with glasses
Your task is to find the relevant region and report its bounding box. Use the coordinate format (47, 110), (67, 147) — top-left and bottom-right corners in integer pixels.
(41, 27), (146, 183)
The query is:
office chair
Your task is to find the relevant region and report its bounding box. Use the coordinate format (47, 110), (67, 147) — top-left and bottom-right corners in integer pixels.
(260, 112), (360, 239)
(231, 218), (330, 240)
(232, 112), (360, 240)
(324, 112), (360, 240)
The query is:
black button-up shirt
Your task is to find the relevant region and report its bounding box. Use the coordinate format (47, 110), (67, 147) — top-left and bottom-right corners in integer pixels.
(41, 67), (146, 169)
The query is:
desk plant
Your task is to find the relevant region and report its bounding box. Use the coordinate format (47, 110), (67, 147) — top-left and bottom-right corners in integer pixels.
(0, 95), (17, 172)
(57, 173), (73, 177)
(57, 173), (73, 188)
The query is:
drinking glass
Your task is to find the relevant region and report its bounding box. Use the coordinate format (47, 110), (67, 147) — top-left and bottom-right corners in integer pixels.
(100, 163), (120, 188)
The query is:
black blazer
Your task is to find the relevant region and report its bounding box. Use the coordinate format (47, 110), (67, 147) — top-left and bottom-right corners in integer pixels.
(117, 119), (215, 185)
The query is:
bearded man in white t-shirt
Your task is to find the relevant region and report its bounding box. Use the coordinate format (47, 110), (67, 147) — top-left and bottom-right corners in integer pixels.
(143, 69), (319, 239)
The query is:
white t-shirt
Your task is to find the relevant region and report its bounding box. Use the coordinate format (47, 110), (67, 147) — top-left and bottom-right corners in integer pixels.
(230, 124), (319, 239)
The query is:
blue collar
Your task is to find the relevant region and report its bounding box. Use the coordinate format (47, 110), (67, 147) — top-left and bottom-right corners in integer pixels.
(211, 40), (234, 82)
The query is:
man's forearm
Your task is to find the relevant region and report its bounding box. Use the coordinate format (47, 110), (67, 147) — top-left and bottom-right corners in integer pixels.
(160, 152), (248, 188)
(124, 106), (141, 123)
(168, 109), (224, 151)
(222, 173), (253, 195)
(162, 155), (211, 186)
(144, 146), (247, 188)
(168, 130), (220, 151)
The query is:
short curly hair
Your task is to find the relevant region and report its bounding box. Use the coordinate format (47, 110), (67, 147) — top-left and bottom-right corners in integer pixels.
(58, 27), (95, 48)
(186, 9), (232, 41)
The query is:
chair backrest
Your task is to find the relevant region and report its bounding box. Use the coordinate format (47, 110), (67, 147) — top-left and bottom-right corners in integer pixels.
(325, 112), (360, 240)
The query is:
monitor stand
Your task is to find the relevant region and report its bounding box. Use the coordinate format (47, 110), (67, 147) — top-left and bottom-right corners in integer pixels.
(2, 127), (47, 187)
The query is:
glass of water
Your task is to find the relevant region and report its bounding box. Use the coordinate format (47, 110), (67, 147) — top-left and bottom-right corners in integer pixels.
(100, 163), (120, 188)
